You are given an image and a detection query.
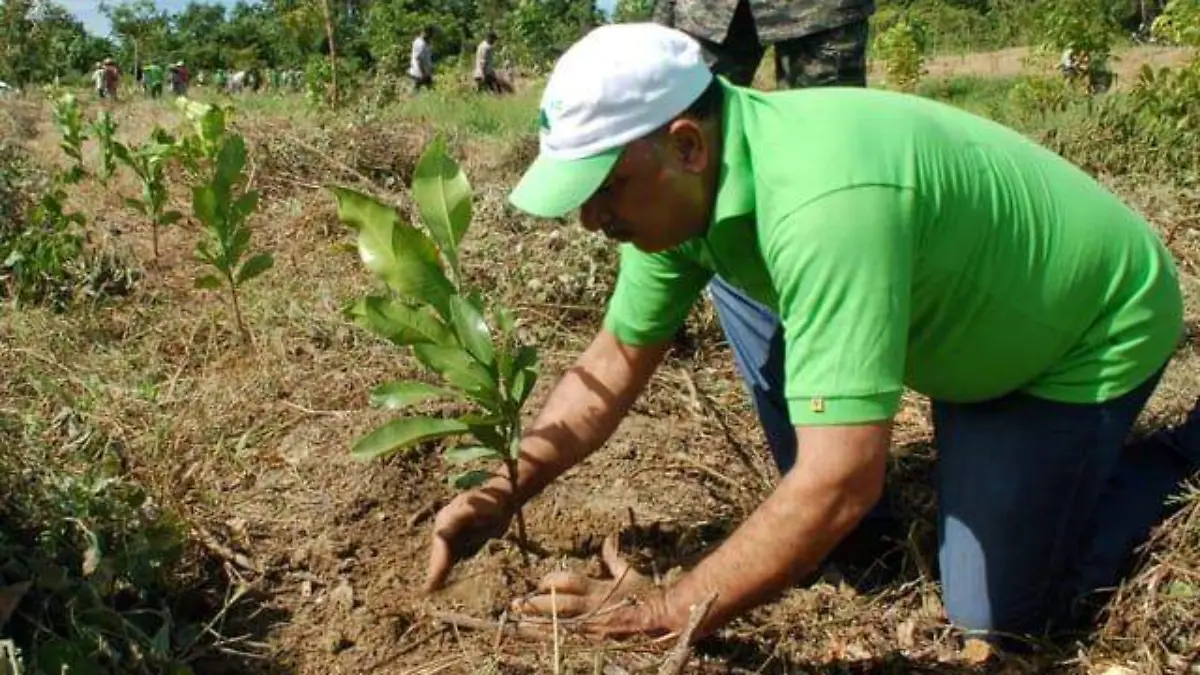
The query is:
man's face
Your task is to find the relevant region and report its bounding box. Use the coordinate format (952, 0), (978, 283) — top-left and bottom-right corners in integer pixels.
(578, 119), (717, 254)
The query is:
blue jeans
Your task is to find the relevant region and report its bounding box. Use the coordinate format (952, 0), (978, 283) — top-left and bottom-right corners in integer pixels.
(709, 276), (1198, 640)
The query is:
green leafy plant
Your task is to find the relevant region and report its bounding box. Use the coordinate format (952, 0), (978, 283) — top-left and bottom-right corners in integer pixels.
(90, 111), (118, 185)
(1038, 0), (1120, 94)
(329, 139), (541, 551)
(0, 413), (199, 675)
(191, 133), (273, 341)
(49, 92), (87, 184)
(1, 184), (86, 310)
(113, 128), (182, 260)
(873, 19), (926, 91)
(173, 99), (230, 178)
(1152, 0), (1200, 46)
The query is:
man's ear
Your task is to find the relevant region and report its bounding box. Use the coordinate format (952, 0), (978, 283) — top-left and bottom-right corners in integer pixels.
(665, 118), (710, 175)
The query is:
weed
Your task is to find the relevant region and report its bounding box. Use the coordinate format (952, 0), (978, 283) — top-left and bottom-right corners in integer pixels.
(0, 410), (198, 675)
(0, 170), (86, 311)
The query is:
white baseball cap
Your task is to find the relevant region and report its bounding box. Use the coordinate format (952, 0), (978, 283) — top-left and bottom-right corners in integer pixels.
(508, 22), (714, 218)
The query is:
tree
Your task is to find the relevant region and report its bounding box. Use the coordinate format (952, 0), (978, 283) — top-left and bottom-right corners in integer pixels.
(101, 0), (171, 73)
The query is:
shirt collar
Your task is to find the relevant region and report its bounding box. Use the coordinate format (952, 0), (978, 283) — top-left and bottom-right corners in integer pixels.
(709, 77), (756, 226)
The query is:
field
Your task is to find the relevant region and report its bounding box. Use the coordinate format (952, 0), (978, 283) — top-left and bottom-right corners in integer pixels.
(3, 45), (1200, 675)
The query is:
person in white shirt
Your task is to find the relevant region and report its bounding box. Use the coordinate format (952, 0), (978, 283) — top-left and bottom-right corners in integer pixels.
(409, 26), (435, 91)
(92, 62), (106, 98)
(474, 31), (498, 93)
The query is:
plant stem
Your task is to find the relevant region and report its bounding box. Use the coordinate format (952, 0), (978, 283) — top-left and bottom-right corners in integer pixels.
(226, 274), (247, 342)
(505, 455), (530, 566)
(151, 220), (159, 259)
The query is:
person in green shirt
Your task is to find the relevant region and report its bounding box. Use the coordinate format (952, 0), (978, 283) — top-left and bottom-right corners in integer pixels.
(422, 23), (1199, 647)
(142, 63), (163, 98)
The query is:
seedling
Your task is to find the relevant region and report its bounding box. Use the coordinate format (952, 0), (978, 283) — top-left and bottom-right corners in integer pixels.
(173, 98), (230, 179)
(91, 111), (118, 185)
(113, 128), (182, 260)
(49, 92), (87, 184)
(328, 138), (541, 553)
(191, 132), (273, 341)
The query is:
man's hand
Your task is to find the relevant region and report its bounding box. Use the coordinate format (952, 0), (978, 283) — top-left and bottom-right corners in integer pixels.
(510, 535), (683, 639)
(422, 329), (671, 593)
(424, 481), (515, 592)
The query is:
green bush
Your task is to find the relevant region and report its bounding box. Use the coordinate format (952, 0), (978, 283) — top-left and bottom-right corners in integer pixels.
(0, 412), (198, 675)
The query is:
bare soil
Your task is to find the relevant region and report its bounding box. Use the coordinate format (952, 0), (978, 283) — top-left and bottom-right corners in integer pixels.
(3, 85), (1199, 675)
(910, 44), (1193, 88)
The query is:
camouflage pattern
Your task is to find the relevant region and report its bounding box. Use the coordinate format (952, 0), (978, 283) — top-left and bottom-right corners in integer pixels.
(774, 20), (869, 88)
(652, 0), (874, 45)
(652, 0), (871, 89)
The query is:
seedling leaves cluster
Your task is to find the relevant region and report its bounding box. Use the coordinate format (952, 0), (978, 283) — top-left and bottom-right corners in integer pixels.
(329, 138), (540, 548)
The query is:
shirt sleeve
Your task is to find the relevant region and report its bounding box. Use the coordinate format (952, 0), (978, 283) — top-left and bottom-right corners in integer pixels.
(602, 242), (713, 346)
(762, 185), (916, 426)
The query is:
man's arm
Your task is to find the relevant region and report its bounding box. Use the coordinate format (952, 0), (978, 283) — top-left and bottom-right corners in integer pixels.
(492, 328), (672, 506)
(659, 422), (891, 634)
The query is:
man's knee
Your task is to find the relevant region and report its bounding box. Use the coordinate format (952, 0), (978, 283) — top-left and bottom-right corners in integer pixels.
(773, 20), (869, 89)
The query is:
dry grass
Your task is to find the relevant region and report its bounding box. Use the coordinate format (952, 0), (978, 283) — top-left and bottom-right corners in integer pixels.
(2, 81), (1199, 675)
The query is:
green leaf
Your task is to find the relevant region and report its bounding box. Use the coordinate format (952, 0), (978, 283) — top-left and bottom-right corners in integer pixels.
(459, 412), (506, 449)
(124, 197), (146, 214)
(511, 344), (538, 377)
(450, 294), (495, 367)
(193, 185), (218, 230)
(236, 252), (274, 284)
(369, 381), (460, 409)
(352, 296), (455, 346)
(449, 469), (493, 489)
(234, 190), (260, 222)
(352, 416), (469, 460)
(444, 445), (504, 464)
(495, 306), (516, 336)
(327, 186), (456, 317)
(151, 620), (171, 657)
(215, 134), (247, 190)
(159, 210), (183, 226)
(413, 343), (499, 402)
(194, 274), (223, 290)
(37, 638), (106, 675)
(412, 138), (473, 282)
(510, 368), (538, 408)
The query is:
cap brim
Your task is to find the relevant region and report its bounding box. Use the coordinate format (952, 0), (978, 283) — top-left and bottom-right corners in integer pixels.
(508, 147), (621, 218)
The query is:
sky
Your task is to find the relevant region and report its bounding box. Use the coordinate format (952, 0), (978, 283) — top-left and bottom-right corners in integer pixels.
(63, 0), (221, 36)
(64, 0), (619, 38)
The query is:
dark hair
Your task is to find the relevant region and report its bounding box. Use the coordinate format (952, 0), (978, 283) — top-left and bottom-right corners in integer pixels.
(486, 30), (497, 41)
(681, 76), (723, 121)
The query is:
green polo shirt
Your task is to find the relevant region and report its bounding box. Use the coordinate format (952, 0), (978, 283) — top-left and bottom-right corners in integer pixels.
(143, 64), (163, 87)
(602, 80), (1182, 425)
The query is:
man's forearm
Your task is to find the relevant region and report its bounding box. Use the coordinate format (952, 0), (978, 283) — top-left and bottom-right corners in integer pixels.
(494, 329), (670, 504)
(662, 424), (890, 634)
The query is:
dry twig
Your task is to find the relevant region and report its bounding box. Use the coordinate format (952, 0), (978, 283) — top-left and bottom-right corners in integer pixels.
(657, 592), (718, 675)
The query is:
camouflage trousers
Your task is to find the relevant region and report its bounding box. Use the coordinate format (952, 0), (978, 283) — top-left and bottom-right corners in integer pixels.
(691, 0), (869, 89)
